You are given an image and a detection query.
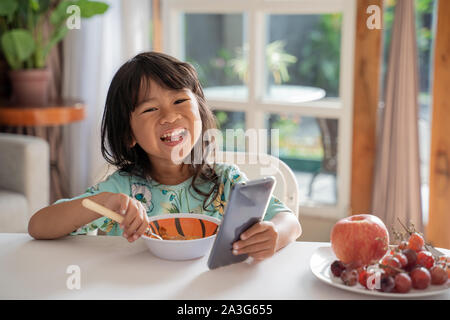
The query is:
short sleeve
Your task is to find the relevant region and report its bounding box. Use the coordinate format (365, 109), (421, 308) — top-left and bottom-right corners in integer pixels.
(53, 170), (131, 235)
(263, 194), (293, 221)
(217, 163), (293, 221)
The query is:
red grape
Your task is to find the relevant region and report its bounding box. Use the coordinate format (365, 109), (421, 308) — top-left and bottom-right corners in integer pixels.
(417, 251), (434, 269)
(381, 256), (401, 276)
(408, 233), (425, 252)
(430, 265), (448, 285)
(394, 273), (412, 293)
(358, 270), (369, 288)
(331, 260), (346, 277)
(393, 252), (408, 268)
(341, 269), (358, 286)
(410, 267), (431, 289)
(381, 255), (391, 264)
(402, 249), (418, 270)
(398, 241), (408, 250)
(380, 275), (395, 292)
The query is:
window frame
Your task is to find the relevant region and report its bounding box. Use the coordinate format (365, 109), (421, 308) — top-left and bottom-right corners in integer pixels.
(162, 0), (357, 219)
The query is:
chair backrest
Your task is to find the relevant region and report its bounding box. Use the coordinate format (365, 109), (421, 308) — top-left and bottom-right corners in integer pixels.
(210, 151), (299, 217)
(95, 152), (299, 217)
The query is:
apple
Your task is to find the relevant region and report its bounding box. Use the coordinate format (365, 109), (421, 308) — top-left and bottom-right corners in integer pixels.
(330, 214), (389, 267)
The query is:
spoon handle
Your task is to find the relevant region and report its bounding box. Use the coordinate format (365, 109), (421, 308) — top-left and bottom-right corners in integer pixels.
(81, 198), (162, 240)
(81, 198), (124, 223)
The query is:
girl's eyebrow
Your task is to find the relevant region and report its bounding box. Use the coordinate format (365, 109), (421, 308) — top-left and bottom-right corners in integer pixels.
(137, 97), (157, 107)
(136, 90), (190, 109)
(136, 97), (156, 109)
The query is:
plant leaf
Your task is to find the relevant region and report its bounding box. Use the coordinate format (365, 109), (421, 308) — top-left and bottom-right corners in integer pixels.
(1, 29), (35, 70)
(36, 0), (51, 14)
(30, 0), (39, 11)
(51, 0), (109, 25)
(42, 25), (68, 62)
(0, 0), (18, 17)
(50, 1), (73, 25)
(77, 0), (109, 18)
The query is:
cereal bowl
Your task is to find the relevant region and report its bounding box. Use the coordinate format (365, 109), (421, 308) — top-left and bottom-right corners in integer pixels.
(141, 213), (221, 260)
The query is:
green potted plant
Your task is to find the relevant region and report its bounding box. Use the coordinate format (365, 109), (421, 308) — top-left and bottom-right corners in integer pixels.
(0, 0), (109, 106)
(228, 40), (297, 85)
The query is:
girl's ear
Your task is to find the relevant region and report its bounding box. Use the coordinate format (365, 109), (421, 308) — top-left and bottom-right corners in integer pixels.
(129, 128), (137, 148)
(130, 135), (137, 148)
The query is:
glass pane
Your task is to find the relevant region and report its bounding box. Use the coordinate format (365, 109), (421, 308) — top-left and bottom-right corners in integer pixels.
(264, 14), (342, 103)
(382, 0), (437, 224)
(267, 113), (338, 205)
(213, 110), (246, 152)
(183, 13), (248, 101)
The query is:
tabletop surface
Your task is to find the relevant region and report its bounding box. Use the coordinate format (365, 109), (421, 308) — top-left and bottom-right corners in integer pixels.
(0, 233), (448, 300)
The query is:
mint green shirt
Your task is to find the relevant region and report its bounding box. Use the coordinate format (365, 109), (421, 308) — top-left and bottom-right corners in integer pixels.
(54, 163), (293, 236)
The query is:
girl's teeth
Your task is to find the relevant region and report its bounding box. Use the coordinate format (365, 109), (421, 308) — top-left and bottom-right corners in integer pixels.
(161, 129), (186, 139)
(161, 129), (186, 141)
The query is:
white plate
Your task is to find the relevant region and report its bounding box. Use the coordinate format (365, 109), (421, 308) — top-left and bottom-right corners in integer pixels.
(310, 246), (450, 298)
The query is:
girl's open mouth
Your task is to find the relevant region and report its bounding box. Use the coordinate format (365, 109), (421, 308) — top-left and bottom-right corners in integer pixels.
(159, 128), (188, 146)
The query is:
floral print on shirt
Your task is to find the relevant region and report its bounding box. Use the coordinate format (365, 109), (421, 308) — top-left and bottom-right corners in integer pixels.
(58, 163), (293, 236)
(131, 182), (153, 212)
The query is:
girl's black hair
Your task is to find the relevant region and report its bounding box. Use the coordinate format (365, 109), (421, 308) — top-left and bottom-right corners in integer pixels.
(101, 51), (220, 212)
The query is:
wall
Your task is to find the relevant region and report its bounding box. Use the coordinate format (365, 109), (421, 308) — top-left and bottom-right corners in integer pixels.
(297, 214), (337, 242)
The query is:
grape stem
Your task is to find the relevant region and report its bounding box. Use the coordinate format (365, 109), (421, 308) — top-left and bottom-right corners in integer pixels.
(378, 263), (404, 274)
(397, 218), (413, 236)
(396, 218), (440, 257)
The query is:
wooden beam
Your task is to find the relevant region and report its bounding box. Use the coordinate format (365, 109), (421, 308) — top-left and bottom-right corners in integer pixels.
(427, 0), (450, 248)
(152, 0), (163, 52)
(350, 0), (383, 215)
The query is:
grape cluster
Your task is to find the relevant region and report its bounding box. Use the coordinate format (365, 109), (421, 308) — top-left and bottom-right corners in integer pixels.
(330, 232), (449, 294)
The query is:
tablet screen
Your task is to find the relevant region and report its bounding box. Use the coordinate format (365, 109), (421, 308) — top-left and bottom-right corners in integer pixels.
(207, 177), (276, 269)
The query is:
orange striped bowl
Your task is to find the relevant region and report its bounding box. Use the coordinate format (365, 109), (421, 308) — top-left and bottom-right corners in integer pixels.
(141, 213), (221, 260)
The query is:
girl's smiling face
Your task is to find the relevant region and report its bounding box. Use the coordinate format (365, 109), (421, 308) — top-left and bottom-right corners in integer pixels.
(130, 79), (203, 165)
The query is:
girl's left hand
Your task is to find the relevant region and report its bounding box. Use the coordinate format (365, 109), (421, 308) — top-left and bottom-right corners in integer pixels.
(232, 221), (279, 261)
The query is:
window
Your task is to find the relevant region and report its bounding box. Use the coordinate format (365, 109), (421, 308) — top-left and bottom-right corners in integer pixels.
(213, 110), (246, 152)
(184, 13), (248, 101)
(163, 0), (356, 219)
(264, 13), (342, 101)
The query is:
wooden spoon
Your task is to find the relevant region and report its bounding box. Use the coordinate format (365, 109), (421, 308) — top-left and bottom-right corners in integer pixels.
(81, 198), (163, 240)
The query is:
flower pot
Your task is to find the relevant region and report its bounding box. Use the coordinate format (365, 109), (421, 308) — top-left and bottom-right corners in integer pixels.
(8, 69), (51, 106)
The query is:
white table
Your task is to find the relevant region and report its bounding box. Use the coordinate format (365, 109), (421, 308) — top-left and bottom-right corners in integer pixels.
(0, 233), (448, 300)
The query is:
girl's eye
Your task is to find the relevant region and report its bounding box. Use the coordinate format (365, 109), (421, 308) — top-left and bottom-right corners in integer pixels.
(175, 99), (189, 104)
(143, 107), (158, 113)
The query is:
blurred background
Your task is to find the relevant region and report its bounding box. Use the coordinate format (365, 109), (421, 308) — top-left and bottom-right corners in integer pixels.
(0, 0), (448, 248)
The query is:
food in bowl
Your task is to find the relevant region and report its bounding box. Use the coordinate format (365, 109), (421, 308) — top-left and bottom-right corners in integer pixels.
(141, 213), (221, 260)
(158, 227), (202, 240)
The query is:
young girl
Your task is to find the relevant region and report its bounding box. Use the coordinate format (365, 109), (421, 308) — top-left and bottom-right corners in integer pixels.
(28, 52), (302, 261)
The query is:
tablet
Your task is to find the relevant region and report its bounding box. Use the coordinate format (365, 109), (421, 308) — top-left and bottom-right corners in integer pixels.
(207, 176), (276, 270)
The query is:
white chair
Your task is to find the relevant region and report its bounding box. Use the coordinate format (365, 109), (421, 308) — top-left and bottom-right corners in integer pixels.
(96, 151), (299, 217)
(211, 151), (299, 217)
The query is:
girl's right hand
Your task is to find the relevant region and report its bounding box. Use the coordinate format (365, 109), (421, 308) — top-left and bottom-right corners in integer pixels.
(101, 192), (149, 242)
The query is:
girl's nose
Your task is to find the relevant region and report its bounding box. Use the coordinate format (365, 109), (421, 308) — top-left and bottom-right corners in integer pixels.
(159, 110), (182, 125)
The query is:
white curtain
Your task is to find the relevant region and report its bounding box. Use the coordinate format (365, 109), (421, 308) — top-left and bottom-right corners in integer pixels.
(372, 0), (423, 234)
(61, 0), (151, 197)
